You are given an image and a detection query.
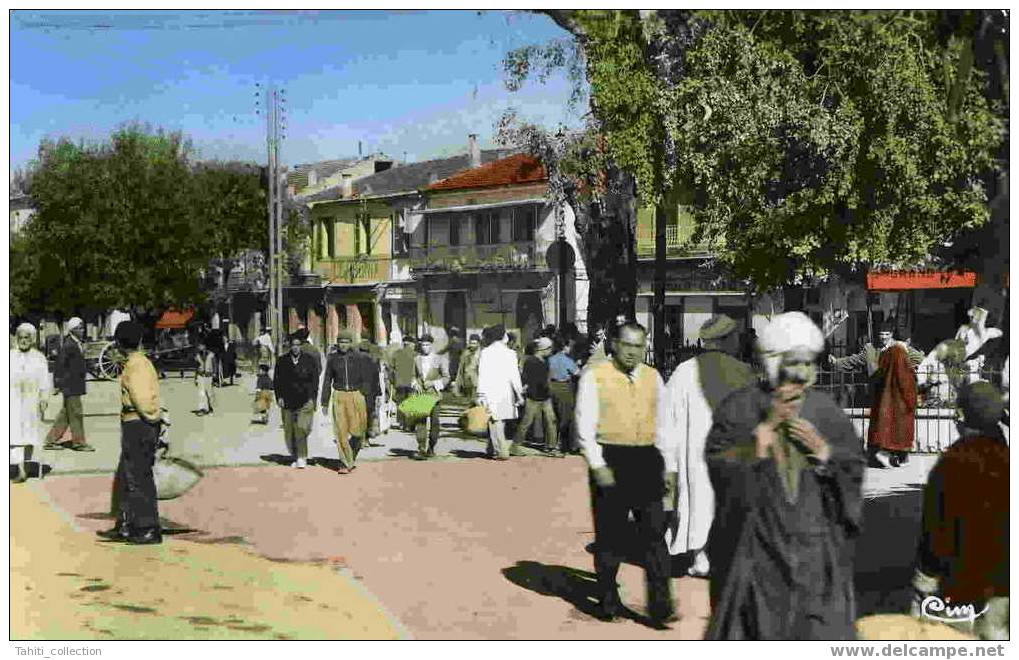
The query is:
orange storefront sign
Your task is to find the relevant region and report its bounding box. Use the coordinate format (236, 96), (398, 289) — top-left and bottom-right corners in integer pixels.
(866, 271), (977, 291)
(155, 308), (196, 329)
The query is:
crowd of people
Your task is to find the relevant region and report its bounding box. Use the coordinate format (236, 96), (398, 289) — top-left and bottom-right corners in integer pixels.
(8, 307), (1009, 639)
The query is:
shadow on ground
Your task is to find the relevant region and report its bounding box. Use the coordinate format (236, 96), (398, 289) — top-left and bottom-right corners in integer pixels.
(855, 485), (926, 617)
(502, 560), (671, 629)
(502, 561), (606, 620)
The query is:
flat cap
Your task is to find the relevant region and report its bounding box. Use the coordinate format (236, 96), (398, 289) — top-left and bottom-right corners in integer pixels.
(699, 314), (738, 341)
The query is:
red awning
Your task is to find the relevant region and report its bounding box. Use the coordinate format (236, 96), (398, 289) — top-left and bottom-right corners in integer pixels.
(155, 308), (195, 329)
(866, 271), (977, 291)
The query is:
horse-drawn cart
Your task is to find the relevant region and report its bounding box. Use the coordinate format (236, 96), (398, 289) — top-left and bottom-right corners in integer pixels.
(79, 331), (198, 380)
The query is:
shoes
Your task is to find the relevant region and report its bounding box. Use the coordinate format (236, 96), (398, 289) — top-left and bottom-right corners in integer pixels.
(125, 529), (162, 545)
(336, 467), (352, 475)
(12, 464), (28, 483)
(595, 592), (623, 622)
(509, 447), (526, 457)
(413, 451), (429, 461)
(687, 551), (711, 578)
(493, 456), (510, 462)
(97, 527), (129, 541)
(291, 458), (307, 469)
(649, 609), (679, 629)
(544, 449), (565, 458)
(43, 442), (66, 451)
(71, 444), (96, 452)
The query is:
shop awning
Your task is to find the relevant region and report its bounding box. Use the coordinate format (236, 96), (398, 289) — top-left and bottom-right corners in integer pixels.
(866, 271), (977, 291)
(154, 308), (195, 329)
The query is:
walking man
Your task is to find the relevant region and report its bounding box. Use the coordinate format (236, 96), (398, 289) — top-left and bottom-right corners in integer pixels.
(664, 315), (755, 577)
(831, 320), (922, 467)
(547, 334), (581, 453)
(388, 335), (418, 427)
(321, 330), (376, 473)
(45, 317), (95, 452)
(513, 336), (560, 457)
(575, 322), (677, 626)
(705, 312), (863, 640)
(412, 334), (450, 460)
(477, 325), (524, 461)
(255, 326), (275, 370)
(455, 334), (482, 400)
(274, 334), (319, 470)
(10, 323), (51, 482)
(194, 341), (216, 416)
(99, 321), (165, 544)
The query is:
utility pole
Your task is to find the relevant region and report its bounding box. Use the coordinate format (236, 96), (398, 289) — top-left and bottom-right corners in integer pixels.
(258, 83), (287, 354)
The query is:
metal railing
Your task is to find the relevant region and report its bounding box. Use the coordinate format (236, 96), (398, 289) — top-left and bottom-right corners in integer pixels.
(315, 256), (392, 284)
(635, 224), (711, 257)
(408, 242), (547, 272)
(643, 350), (1006, 453)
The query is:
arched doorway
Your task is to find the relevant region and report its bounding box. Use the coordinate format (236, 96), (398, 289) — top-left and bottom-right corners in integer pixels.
(515, 291), (543, 346)
(443, 292), (467, 336)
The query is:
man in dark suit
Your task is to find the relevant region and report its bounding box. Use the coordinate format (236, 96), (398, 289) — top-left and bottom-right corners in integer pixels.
(45, 317), (96, 452)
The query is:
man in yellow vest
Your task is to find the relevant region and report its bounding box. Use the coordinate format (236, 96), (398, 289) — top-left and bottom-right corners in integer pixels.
(575, 321), (678, 627)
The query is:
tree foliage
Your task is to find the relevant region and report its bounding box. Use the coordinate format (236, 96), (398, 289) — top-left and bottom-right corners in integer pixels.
(11, 124), (267, 317)
(503, 10), (1005, 290)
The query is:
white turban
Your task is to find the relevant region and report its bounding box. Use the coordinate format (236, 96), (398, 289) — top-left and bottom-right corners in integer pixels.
(758, 312), (825, 386)
(67, 317), (84, 331)
(16, 322), (36, 335)
(758, 312), (825, 356)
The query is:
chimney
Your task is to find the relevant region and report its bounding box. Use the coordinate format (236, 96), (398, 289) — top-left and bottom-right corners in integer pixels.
(468, 134), (481, 169)
(341, 173), (353, 198)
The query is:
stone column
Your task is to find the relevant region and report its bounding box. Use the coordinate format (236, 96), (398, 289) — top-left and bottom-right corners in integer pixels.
(307, 306), (323, 349)
(326, 303), (340, 347)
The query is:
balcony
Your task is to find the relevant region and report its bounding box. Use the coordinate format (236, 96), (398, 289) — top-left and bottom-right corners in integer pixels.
(409, 243), (547, 273)
(315, 256), (392, 285)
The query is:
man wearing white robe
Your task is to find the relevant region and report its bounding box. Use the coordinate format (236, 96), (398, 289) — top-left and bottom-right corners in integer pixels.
(664, 315), (755, 576)
(10, 323), (51, 482)
(477, 324), (524, 460)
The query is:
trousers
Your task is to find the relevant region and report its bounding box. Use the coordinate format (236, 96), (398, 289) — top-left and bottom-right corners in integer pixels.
(548, 382), (576, 451)
(415, 404), (442, 454)
(196, 376), (215, 412)
(282, 401), (314, 461)
(514, 398), (557, 450)
(113, 420), (160, 532)
(47, 394), (86, 446)
(331, 391), (367, 468)
(591, 444), (672, 616)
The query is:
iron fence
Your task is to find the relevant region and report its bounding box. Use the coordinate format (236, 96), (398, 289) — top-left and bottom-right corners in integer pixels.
(644, 349), (1007, 453)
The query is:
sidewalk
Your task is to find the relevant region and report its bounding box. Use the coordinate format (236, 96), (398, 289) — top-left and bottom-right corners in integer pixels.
(10, 481), (406, 640)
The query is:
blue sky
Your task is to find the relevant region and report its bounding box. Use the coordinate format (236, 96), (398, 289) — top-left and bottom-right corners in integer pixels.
(10, 10), (584, 171)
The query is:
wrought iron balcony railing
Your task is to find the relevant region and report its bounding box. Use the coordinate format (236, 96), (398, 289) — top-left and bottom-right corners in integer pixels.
(409, 243), (547, 273)
(635, 223), (711, 258)
(315, 256), (392, 284)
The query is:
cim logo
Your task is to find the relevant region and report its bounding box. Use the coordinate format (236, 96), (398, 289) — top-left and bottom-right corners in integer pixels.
(920, 596), (989, 624)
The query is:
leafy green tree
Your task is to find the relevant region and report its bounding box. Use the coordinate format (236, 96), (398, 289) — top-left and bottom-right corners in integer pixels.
(10, 124), (267, 318)
(503, 10), (1005, 294)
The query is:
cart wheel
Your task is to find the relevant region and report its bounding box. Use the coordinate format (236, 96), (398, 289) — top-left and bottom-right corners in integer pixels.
(97, 342), (124, 379)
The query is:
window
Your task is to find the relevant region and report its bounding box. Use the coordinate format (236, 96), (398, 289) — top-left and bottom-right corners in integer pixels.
(449, 215), (461, 246)
(324, 219), (336, 259)
(475, 211), (501, 245)
(512, 206), (537, 242)
(392, 212), (409, 256)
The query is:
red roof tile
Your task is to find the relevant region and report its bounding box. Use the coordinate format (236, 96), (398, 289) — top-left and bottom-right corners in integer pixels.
(427, 153), (546, 191)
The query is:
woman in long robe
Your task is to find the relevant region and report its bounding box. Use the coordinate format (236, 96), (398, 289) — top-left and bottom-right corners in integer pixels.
(868, 343), (917, 466)
(10, 323), (51, 482)
(704, 312), (865, 640)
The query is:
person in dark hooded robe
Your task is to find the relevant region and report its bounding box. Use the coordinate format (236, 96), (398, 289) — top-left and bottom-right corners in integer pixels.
(704, 312), (865, 640)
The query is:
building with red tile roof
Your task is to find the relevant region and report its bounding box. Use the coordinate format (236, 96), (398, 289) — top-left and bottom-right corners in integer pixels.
(427, 153), (546, 191)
